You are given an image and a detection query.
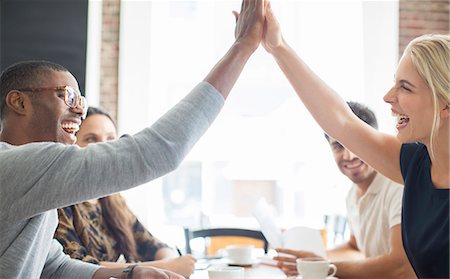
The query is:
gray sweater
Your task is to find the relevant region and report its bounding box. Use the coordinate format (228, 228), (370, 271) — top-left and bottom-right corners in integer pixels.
(0, 82), (224, 278)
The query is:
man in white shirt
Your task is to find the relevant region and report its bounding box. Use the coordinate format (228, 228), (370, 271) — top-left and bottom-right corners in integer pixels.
(274, 102), (415, 279)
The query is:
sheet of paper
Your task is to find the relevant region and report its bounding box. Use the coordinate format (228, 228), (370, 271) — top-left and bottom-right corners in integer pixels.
(282, 226), (326, 258)
(252, 198), (283, 248)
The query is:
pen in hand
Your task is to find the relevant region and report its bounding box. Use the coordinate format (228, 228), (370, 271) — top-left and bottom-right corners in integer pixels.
(175, 246), (183, 256)
(175, 246), (192, 279)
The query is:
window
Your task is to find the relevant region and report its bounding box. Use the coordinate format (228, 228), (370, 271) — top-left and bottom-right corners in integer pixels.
(117, 0), (398, 247)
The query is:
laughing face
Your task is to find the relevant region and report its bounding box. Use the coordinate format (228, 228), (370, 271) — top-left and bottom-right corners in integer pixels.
(328, 138), (376, 185)
(26, 70), (85, 144)
(383, 54), (435, 144)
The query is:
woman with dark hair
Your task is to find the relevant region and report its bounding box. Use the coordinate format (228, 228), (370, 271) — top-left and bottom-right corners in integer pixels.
(54, 107), (196, 278)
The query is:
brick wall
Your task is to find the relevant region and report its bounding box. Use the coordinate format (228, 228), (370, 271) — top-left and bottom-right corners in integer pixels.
(399, 0), (449, 55)
(99, 0), (120, 124)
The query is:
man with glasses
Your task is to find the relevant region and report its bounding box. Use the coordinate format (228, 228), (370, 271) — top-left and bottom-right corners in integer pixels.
(0, 1), (265, 278)
(18, 85), (87, 117)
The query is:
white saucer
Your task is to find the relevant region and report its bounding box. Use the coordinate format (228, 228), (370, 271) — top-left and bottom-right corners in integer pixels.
(222, 258), (261, 266)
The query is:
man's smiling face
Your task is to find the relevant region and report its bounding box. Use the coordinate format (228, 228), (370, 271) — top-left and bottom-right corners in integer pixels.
(26, 70), (85, 144)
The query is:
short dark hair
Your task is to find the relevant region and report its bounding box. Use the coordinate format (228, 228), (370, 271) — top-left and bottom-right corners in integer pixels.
(325, 101), (378, 141)
(85, 106), (116, 128)
(0, 60), (68, 119)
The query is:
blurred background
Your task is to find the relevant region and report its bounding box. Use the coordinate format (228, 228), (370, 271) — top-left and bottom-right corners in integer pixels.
(1, 0), (448, 251)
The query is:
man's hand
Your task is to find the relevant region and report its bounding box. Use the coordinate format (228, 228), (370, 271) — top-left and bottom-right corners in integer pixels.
(131, 266), (185, 279)
(232, 0), (266, 53)
(203, 0), (266, 97)
(273, 248), (324, 276)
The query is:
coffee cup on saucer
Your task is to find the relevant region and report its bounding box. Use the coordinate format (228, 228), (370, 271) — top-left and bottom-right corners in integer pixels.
(224, 245), (254, 265)
(296, 257), (337, 279)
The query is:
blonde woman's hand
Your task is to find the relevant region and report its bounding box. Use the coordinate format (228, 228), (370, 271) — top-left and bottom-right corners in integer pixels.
(261, 1), (285, 54)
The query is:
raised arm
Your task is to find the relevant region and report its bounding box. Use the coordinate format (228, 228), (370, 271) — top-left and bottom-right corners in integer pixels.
(262, 2), (403, 183)
(0, 0), (266, 224)
(204, 0), (265, 98)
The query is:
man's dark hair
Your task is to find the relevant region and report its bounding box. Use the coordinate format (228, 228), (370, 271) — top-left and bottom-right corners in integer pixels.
(324, 101), (378, 141)
(0, 60), (68, 119)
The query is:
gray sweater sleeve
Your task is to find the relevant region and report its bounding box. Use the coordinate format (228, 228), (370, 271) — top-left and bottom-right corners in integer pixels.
(41, 240), (99, 279)
(0, 82), (224, 223)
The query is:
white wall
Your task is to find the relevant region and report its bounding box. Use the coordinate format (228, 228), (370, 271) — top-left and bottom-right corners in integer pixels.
(85, 0), (103, 106)
(362, 0), (399, 134)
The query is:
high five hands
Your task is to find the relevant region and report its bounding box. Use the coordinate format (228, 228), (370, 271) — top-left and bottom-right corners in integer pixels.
(232, 0), (285, 54)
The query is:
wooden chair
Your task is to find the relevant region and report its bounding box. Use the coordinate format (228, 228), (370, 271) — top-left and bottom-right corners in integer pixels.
(184, 227), (269, 256)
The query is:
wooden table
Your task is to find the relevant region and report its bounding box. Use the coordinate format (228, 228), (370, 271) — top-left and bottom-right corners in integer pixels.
(190, 260), (287, 279)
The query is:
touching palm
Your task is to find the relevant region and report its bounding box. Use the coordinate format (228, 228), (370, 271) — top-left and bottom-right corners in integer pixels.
(262, 2), (283, 54)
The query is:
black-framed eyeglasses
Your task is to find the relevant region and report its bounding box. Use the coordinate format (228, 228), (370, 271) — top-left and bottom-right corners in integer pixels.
(16, 85), (87, 118)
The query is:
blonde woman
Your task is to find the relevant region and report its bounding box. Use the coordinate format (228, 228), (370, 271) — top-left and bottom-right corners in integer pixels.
(55, 107), (196, 278)
(255, 3), (449, 278)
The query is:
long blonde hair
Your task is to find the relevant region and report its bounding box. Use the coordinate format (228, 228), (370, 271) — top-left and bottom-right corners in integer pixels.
(403, 34), (450, 157)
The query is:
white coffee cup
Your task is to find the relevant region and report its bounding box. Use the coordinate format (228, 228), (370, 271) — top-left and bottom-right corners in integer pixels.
(225, 245), (254, 264)
(208, 266), (245, 279)
(296, 258), (337, 279)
